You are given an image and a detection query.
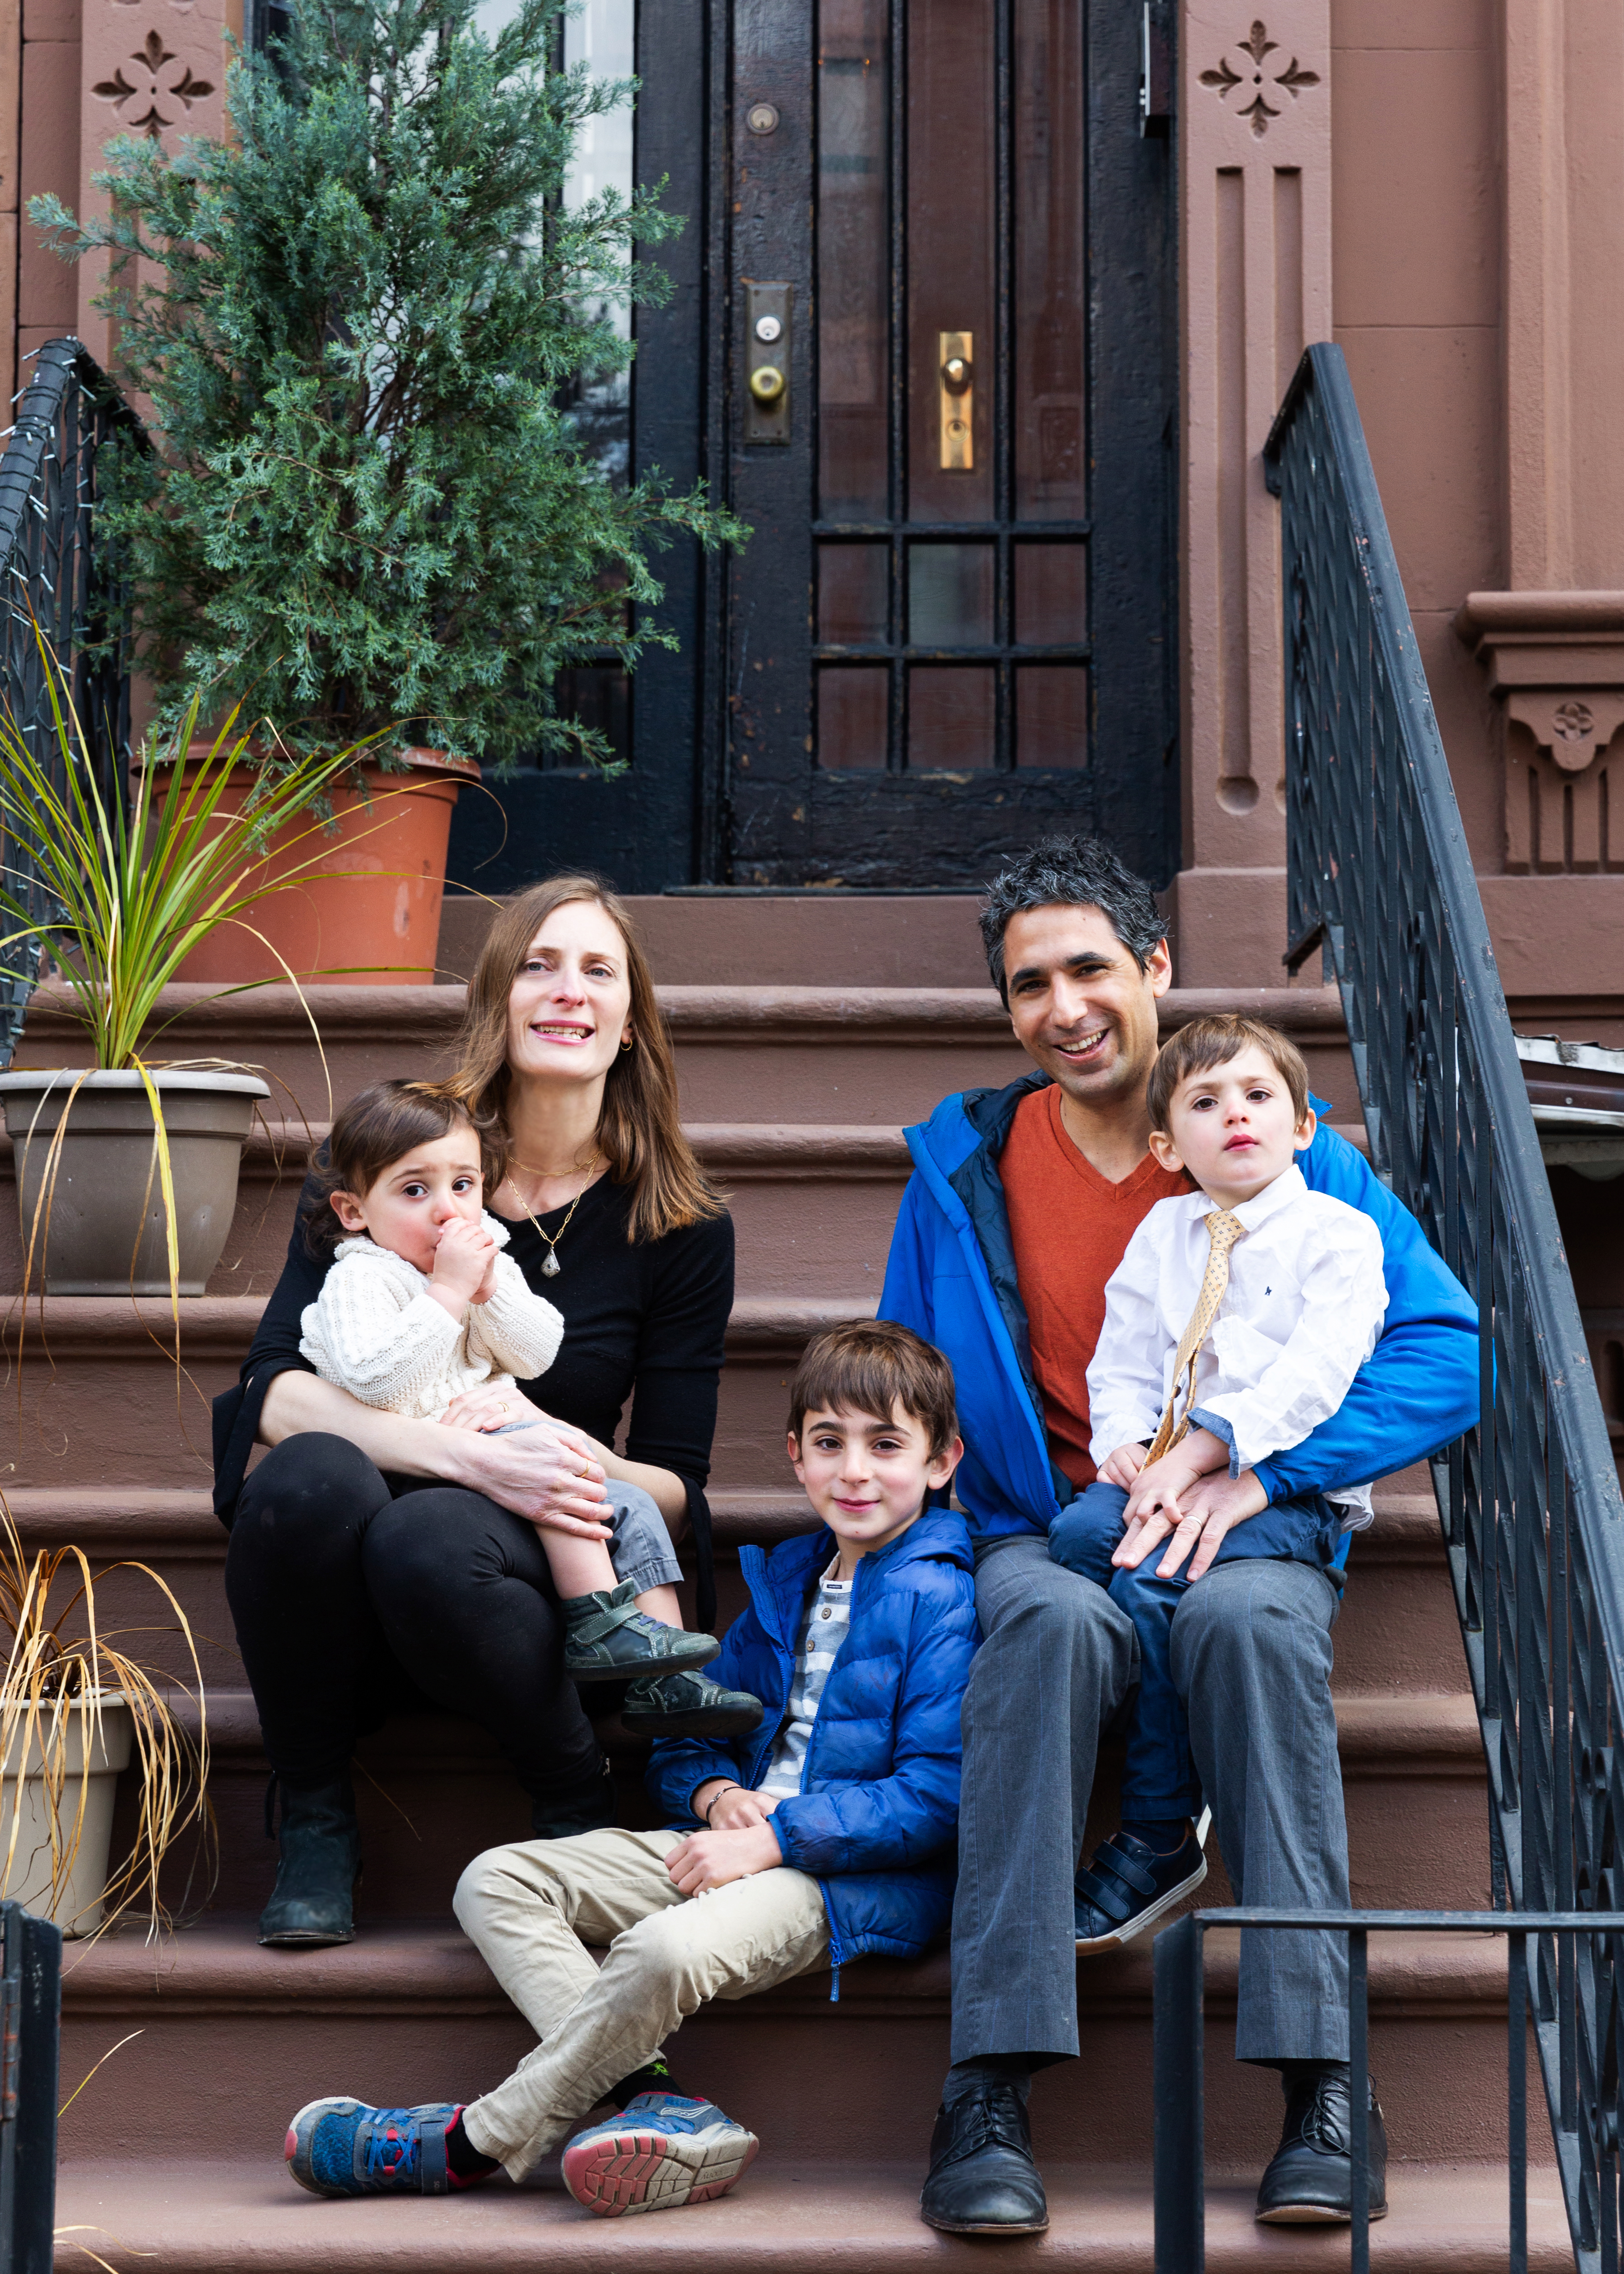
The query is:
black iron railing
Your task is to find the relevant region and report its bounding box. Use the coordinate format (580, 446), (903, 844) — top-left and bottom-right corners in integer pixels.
(1154, 1909), (1624, 2274)
(0, 338), (140, 1070)
(1253, 341), (1624, 2266)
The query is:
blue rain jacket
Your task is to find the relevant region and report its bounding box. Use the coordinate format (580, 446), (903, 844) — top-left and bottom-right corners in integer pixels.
(879, 1072), (1480, 1547)
(646, 1506), (977, 1970)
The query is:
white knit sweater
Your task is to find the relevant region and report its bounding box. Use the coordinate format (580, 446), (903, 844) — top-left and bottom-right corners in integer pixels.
(298, 1212), (565, 1421)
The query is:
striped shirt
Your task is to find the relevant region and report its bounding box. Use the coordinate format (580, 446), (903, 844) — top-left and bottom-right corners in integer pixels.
(759, 1560), (853, 1801)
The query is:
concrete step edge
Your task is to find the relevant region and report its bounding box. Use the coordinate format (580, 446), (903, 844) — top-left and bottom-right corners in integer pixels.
(49, 2158), (1571, 2271)
(0, 1484), (1447, 1561)
(154, 1688), (1484, 1775)
(17, 982), (1346, 1048)
(60, 1915), (1518, 2024)
(0, 1294), (879, 1360)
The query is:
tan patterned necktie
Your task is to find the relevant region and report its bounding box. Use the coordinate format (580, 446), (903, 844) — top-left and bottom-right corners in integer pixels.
(1144, 1209), (1247, 1464)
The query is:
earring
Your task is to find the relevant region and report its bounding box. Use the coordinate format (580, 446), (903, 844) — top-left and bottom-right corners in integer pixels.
(619, 1035), (634, 1053)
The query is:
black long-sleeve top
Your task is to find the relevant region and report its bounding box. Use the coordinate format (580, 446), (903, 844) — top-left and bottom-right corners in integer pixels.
(211, 1173), (735, 1626)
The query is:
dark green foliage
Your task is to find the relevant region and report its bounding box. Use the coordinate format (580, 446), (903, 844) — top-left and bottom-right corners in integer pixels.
(30, 0), (742, 771)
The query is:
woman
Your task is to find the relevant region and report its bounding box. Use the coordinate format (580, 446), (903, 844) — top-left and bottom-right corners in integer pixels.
(212, 877), (736, 1950)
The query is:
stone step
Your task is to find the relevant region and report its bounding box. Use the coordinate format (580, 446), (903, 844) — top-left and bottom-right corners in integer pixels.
(433, 891), (994, 989)
(54, 1919), (1540, 2172)
(52, 2157), (1573, 2274)
(112, 1679), (1487, 1922)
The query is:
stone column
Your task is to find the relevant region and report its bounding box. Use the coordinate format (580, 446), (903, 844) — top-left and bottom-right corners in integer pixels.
(75, 0), (233, 366)
(1168, 0), (1331, 985)
(1456, 0), (1624, 909)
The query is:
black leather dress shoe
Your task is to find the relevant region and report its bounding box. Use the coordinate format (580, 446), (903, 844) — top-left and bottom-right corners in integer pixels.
(919, 2084), (1050, 2235)
(1255, 2064), (1388, 2223)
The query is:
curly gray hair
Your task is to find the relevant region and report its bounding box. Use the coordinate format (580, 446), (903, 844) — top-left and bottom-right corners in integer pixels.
(979, 834), (1164, 1002)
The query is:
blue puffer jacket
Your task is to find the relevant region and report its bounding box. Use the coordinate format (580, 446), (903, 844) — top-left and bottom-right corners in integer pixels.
(879, 1072), (1481, 1548)
(646, 1506), (977, 1975)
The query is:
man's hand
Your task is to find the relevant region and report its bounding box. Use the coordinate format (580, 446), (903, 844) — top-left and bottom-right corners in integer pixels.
(1113, 1467), (1269, 1580)
(1099, 1442), (1147, 1488)
(690, 1780), (777, 1831)
(666, 1822), (783, 1896)
(428, 1218), (498, 1316)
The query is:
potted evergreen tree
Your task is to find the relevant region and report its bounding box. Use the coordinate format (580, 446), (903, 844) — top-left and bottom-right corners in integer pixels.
(30, 0), (739, 981)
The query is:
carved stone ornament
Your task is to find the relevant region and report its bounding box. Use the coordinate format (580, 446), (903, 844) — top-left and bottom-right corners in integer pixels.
(1199, 19), (1321, 137)
(1456, 591), (1624, 870)
(93, 28), (214, 135)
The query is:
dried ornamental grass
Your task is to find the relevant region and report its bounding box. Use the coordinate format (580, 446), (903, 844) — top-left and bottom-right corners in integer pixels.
(0, 1498), (213, 1938)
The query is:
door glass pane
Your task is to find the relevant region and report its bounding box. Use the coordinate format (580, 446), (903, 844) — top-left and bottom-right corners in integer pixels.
(819, 668), (890, 767)
(908, 0), (995, 523)
(1014, 0), (1084, 518)
(1016, 544), (1087, 645)
(1016, 666), (1088, 768)
(909, 545), (994, 646)
(819, 545), (889, 644)
(553, 666), (632, 769)
(819, 1), (890, 519)
(909, 668), (995, 767)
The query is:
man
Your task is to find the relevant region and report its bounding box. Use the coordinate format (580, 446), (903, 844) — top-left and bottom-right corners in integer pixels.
(879, 836), (1478, 2232)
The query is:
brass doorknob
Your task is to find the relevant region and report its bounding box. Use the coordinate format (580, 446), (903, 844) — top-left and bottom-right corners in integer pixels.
(749, 365), (786, 404)
(942, 354), (973, 392)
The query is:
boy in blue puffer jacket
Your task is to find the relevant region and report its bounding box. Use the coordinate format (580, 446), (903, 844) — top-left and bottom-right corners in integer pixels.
(283, 1321), (975, 2223)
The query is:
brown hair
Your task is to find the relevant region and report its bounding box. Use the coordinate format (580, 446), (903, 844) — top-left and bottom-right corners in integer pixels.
(304, 1079), (496, 1255)
(786, 1320), (959, 1459)
(446, 874), (723, 1246)
(1146, 1014), (1312, 1137)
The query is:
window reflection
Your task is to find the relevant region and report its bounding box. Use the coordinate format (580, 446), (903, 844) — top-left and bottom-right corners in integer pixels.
(819, 1), (890, 518)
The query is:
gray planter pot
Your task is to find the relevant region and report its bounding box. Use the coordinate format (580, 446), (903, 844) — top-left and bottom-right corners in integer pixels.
(0, 1068), (271, 1294)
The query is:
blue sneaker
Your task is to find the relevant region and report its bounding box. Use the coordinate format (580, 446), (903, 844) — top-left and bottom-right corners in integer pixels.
(1074, 1823), (1207, 1954)
(284, 2096), (466, 2197)
(561, 2092), (758, 2217)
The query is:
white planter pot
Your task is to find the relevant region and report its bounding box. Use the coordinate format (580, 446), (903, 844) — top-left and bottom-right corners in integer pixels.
(0, 1696), (132, 1937)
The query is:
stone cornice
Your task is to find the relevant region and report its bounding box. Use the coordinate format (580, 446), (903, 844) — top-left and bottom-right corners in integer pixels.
(1455, 589), (1624, 771)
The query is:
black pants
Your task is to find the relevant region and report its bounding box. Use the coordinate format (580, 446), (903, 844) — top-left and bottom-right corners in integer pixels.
(222, 1433), (602, 1801)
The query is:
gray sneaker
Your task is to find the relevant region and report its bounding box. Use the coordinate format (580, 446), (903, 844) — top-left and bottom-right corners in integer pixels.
(621, 1671), (765, 1738)
(562, 1581), (720, 1682)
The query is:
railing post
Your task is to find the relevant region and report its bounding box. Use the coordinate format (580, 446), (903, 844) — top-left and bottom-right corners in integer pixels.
(1153, 1913), (1203, 2274)
(1508, 1928), (1527, 2274)
(1348, 1925), (1369, 2274)
(0, 1901), (61, 2274)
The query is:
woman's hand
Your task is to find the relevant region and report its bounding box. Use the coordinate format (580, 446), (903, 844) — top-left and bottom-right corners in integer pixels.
(665, 1822), (782, 1896)
(439, 1417), (615, 1540)
(439, 1387), (546, 1434)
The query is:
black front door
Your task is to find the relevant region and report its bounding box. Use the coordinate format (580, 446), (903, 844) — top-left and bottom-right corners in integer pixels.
(723, 0), (1179, 888)
(447, 0), (1179, 896)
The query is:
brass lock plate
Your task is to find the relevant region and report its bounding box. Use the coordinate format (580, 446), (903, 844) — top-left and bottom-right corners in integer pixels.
(745, 282), (793, 445)
(939, 331), (974, 471)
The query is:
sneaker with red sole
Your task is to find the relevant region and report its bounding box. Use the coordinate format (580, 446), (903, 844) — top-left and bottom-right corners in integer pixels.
(561, 2092), (758, 2217)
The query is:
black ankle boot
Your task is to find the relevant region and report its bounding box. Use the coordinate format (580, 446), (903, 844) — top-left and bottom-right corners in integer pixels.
(258, 1774), (362, 1948)
(530, 1757), (617, 1840)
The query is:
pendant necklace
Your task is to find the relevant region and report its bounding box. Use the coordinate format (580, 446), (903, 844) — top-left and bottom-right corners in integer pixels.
(508, 1159), (599, 1279)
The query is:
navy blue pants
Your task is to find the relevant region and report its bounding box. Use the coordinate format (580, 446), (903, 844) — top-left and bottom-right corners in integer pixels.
(1047, 1480), (1345, 1819)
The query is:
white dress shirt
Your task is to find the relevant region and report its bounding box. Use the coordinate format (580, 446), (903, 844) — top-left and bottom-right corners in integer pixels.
(1086, 1164), (1388, 1525)
(299, 1210), (564, 1422)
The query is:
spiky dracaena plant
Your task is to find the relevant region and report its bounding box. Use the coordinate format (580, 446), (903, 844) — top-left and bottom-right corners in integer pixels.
(28, 0), (741, 771)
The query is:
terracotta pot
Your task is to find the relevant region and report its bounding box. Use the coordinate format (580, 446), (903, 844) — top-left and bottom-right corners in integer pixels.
(0, 1067), (271, 1294)
(172, 747), (480, 988)
(0, 1695), (132, 1937)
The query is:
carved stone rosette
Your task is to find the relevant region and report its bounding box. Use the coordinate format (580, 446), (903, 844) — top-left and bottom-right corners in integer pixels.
(1455, 591), (1624, 873)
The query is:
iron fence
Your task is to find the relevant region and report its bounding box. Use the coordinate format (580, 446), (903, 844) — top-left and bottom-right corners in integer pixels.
(0, 337), (140, 1070)
(1154, 1909), (1624, 2274)
(1261, 341), (1624, 2268)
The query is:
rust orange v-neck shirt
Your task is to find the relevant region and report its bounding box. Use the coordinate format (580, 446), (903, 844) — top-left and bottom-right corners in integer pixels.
(998, 1082), (1192, 1491)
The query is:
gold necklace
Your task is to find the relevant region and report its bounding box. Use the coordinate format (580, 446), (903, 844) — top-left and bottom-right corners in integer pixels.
(506, 1162), (599, 1279)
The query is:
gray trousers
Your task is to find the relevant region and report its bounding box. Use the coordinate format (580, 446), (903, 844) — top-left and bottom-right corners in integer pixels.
(951, 1537), (1349, 2066)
